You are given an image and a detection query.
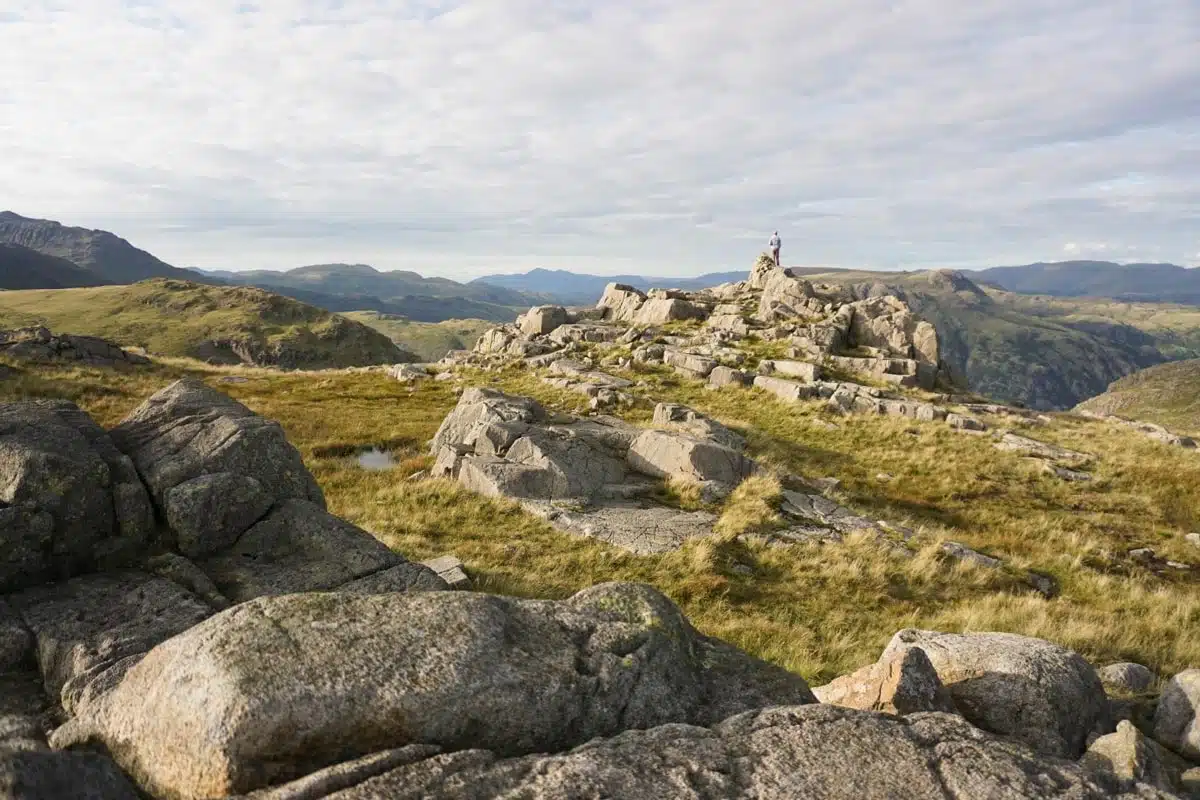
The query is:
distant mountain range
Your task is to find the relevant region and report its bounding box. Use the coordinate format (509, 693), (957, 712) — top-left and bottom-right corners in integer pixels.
(190, 263), (542, 322)
(973, 260), (1200, 304)
(0, 211), (202, 285)
(472, 268), (747, 305)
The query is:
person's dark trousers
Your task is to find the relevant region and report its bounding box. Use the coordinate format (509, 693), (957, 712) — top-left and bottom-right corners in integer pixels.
(772, 247), (780, 267)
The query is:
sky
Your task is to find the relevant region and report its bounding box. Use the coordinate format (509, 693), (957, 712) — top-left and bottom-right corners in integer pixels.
(1, 1), (1198, 280)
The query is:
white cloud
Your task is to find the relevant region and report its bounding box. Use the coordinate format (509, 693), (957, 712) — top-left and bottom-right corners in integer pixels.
(1, 0), (1198, 277)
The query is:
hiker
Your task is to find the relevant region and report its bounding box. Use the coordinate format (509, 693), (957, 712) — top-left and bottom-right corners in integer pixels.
(769, 231), (781, 267)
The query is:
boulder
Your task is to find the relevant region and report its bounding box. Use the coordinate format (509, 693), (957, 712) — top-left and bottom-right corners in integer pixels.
(762, 359), (821, 383)
(198, 499), (407, 603)
(1154, 669), (1200, 760)
(429, 388), (546, 455)
(279, 706), (1152, 799)
(627, 430), (754, 487)
(9, 570), (213, 714)
(596, 283), (646, 322)
(385, 364), (429, 383)
(945, 413), (987, 431)
(663, 349), (718, 379)
(1099, 663), (1157, 694)
(753, 374), (818, 403)
(881, 629), (1110, 758)
(1081, 720), (1176, 794)
(55, 583), (815, 799)
(707, 365), (747, 388)
(110, 379), (324, 555)
(516, 306), (569, 337)
(812, 646), (955, 715)
(652, 403), (745, 450)
(0, 400), (154, 592)
(633, 298), (706, 326)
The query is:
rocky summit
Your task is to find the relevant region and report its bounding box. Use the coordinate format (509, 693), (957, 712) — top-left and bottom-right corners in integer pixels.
(0, 256), (1198, 798)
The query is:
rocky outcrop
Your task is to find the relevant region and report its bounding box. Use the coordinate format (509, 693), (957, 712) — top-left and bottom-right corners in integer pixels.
(881, 629), (1111, 758)
(0, 400), (154, 592)
(55, 583), (815, 798)
(111, 379), (325, 558)
(234, 706), (1166, 800)
(432, 389), (763, 551)
(0, 326), (149, 367)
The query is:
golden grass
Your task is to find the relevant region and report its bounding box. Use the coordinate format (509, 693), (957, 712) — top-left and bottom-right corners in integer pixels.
(2, 355), (1197, 684)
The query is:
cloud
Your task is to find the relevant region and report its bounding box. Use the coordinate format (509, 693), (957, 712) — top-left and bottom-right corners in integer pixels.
(1, 0), (1198, 277)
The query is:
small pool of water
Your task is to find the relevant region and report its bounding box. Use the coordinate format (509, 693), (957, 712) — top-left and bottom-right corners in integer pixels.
(356, 448), (397, 470)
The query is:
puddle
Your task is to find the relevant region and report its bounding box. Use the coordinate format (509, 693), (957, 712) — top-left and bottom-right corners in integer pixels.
(356, 448), (397, 470)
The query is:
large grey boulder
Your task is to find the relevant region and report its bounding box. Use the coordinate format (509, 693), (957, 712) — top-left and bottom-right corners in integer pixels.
(0, 400), (154, 592)
(663, 349), (718, 379)
(597, 283), (647, 322)
(1154, 669), (1200, 760)
(111, 379), (324, 555)
(0, 326), (149, 368)
(516, 306), (569, 337)
(633, 298), (706, 326)
(1100, 663), (1157, 694)
(268, 706), (1162, 800)
(9, 570), (212, 715)
(54, 583), (815, 799)
(881, 629), (1111, 758)
(198, 499), (410, 603)
(627, 430), (755, 487)
(429, 388), (546, 455)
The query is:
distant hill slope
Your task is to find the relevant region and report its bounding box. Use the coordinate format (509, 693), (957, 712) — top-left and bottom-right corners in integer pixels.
(0, 279), (415, 369)
(0, 243), (105, 289)
(0, 211), (209, 285)
(472, 268), (746, 305)
(344, 312), (494, 361)
(1075, 359), (1200, 434)
(199, 263), (543, 322)
(791, 268), (1200, 410)
(974, 260), (1200, 304)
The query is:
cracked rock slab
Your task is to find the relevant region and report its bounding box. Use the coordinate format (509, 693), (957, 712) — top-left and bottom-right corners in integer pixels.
(523, 501), (719, 554)
(291, 706), (1156, 800)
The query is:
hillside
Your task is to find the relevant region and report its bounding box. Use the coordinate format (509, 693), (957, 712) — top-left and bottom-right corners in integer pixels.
(473, 267), (747, 305)
(0, 211), (208, 284)
(343, 311), (494, 361)
(1076, 359), (1200, 435)
(0, 242), (103, 289)
(3, 255), (1199, 797)
(201, 262), (542, 322)
(786, 268), (1200, 410)
(0, 279), (415, 369)
(975, 260), (1200, 304)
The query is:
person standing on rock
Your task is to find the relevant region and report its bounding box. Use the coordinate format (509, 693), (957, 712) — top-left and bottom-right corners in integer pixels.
(769, 231), (781, 267)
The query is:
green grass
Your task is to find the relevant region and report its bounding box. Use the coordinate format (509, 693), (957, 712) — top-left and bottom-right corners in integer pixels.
(2, 355), (1197, 685)
(342, 311), (494, 361)
(0, 279), (403, 368)
(1075, 358), (1200, 436)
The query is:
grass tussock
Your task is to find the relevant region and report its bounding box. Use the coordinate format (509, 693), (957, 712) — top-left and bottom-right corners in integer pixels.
(2, 357), (1198, 683)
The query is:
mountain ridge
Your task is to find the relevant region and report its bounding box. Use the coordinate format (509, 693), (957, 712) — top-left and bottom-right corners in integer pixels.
(973, 260), (1200, 304)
